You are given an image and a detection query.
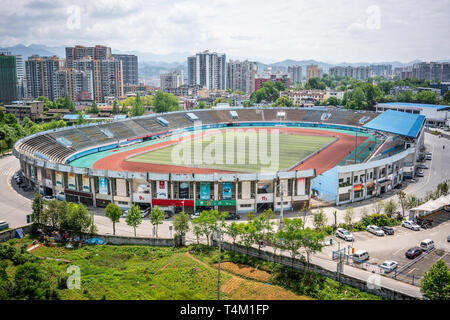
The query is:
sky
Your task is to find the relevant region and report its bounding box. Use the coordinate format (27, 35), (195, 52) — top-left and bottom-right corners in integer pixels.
(0, 0), (449, 63)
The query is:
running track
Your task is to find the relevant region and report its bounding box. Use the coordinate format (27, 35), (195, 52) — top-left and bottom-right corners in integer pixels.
(92, 127), (368, 175)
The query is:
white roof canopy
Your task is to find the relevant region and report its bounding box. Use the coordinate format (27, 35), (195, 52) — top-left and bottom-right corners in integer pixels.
(410, 194), (450, 213)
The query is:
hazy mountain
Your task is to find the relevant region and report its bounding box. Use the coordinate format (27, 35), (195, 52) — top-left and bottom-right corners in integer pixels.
(0, 43), (66, 58)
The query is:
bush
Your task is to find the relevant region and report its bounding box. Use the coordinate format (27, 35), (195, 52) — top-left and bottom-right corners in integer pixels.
(0, 244), (18, 260)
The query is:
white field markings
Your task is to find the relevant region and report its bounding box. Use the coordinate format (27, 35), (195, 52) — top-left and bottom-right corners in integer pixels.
(407, 268), (417, 274)
(393, 247), (406, 256)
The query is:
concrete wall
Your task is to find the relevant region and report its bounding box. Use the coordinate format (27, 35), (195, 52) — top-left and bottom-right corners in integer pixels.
(81, 233), (175, 246)
(0, 225), (32, 243)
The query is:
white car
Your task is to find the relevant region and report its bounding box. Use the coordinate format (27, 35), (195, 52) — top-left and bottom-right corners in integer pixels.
(380, 260), (398, 273)
(402, 220), (420, 231)
(367, 225), (385, 236)
(336, 228), (354, 241)
(43, 196), (55, 202)
(190, 212), (201, 219)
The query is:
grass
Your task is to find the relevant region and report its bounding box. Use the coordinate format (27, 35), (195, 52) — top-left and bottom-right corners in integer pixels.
(127, 130), (335, 173)
(4, 237), (311, 300)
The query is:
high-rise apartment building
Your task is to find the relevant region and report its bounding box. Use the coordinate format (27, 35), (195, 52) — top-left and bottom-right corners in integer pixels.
(306, 65), (319, 80)
(0, 50), (26, 99)
(160, 72), (184, 92)
(226, 60), (257, 94)
(25, 55), (61, 101)
(65, 45), (111, 68)
(288, 65), (302, 84)
(329, 66), (371, 80)
(0, 54), (18, 104)
(370, 64), (392, 77)
(187, 51), (226, 90)
(396, 62), (450, 82)
(112, 54), (138, 85)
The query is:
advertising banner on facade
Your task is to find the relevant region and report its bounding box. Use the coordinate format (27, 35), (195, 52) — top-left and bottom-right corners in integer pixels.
(200, 182), (210, 200)
(133, 193), (151, 203)
(353, 184), (363, 191)
(98, 177), (108, 195)
(257, 193), (274, 203)
(297, 178), (306, 196)
(179, 182), (189, 199)
(68, 173), (76, 190)
(82, 175), (90, 193)
(222, 182), (232, 200)
(152, 199), (194, 207)
(55, 172), (63, 188)
(195, 200), (236, 206)
(200, 182), (211, 200)
(30, 166), (35, 182)
(157, 181), (168, 199)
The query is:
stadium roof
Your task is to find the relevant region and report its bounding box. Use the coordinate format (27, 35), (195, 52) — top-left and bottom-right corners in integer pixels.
(378, 102), (450, 111)
(363, 110), (425, 138)
(63, 114), (91, 120)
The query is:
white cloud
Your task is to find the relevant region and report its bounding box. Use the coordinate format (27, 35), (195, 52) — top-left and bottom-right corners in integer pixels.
(0, 0), (449, 62)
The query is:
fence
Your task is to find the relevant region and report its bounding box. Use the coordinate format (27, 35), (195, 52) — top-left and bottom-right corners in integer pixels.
(214, 240), (418, 300)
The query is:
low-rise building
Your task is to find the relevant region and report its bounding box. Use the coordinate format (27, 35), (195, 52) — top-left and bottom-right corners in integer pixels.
(280, 90), (326, 106)
(4, 100), (44, 122)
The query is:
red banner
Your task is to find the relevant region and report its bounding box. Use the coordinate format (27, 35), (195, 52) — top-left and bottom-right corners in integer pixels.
(151, 199), (194, 207)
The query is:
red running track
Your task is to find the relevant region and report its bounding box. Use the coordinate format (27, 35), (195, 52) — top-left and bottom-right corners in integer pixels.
(92, 127), (367, 175)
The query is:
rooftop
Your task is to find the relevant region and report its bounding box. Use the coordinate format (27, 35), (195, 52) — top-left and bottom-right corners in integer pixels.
(363, 109), (425, 139)
(378, 102), (450, 111)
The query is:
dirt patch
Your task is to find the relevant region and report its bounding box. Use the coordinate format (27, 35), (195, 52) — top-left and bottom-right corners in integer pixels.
(228, 281), (311, 300)
(220, 277), (244, 295)
(213, 262), (271, 282)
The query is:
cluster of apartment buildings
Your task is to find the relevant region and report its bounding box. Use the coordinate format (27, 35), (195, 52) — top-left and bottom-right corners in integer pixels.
(394, 62), (450, 82)
(0, 45), (138, 106)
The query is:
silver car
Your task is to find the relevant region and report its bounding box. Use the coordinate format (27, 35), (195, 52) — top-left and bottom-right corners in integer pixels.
(380, 260), (398, 273)
(336, 228), (354, 241)
(402, 220), (420, 231)
(367, 225), (385, 236)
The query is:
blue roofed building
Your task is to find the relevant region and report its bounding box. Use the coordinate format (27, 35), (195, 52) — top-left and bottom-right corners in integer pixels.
(375, 102), (450, 128)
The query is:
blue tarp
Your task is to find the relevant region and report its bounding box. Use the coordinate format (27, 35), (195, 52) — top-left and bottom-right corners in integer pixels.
(363, 110), (425, 138)
(15, 229), (24, 239)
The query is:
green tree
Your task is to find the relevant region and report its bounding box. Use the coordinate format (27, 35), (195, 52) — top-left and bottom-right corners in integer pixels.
(346, 87), (367, 110)
(273, 96), (293, 107)
(421, 260), (450, 300)
(153, 92), (180, 113)
(198, 101), (207, 109)
(131, 93), (145, 117)
(149, 206), (165, 237)
(104, 203), (121, 235)
(125, 204), (142, 237)
(443, 91), (450, 104)
(112, 100), (120, 115)
(31, 192), (44, 227)
(372, 199), (384, 214)
(326, 96), (340, 106)
(64, 94), (76, 113)
(312, 209), (327, 229)
(173, 211), (190, 245)
(42, 199), (65, 230)
(13, 262), (59, 300)
(90, 101), (99, 114)
(383, 199), (398, 218)
(276, 218), (304, 269)
(397, 190), (407, 218)
(226, 221), (241, 244)
(64, 203), (96, 237)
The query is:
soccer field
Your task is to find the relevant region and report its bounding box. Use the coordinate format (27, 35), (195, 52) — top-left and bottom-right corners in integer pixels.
(127, 130), (335, 173)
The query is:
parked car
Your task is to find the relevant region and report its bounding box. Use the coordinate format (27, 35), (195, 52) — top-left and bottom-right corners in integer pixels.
(190, 212), (201, 219)
(416, 218), (432, 229)
(426, 154), (432, 160)
(380, 260), (398, 273)
(402, 220), (420, 231)
(353, 250), (369, 263)
(417, 164), (429, 169)
(416, 171), (424, 177)
(420, 239), (435, 251)
(447, 235), (450, 242)
(43, 195), (55, 202)
(225, 213), (241, 220)
(22, 186), (34, 192)
(141, 207), (151, 218)
(0, 221), (9, 231)
(405, 247), (422, 259)
(336, 228), (354, 241)
(381, 226), (394, 235)
(367, 225), (385, 236)
(164, 210), (174, 219)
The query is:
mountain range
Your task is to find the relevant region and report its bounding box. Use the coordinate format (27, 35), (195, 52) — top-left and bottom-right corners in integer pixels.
(1, 44), (449, 78)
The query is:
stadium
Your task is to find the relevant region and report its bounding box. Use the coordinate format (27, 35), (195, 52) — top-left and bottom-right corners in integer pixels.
(12, 107), (425, 215)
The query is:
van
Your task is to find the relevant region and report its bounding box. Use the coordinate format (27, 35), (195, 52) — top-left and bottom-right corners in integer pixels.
(420, 239), (435, 251)
(0, 221), (9, 231)
(353, 250), (369, 263)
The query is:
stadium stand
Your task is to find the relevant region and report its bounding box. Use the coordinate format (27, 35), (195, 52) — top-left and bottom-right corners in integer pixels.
(77, 126), (114, 145)
(134, 117), (167, 133)
(236, 109), (264, 121)
(165, 113), (196, 129)
(208, 109), (234, 123)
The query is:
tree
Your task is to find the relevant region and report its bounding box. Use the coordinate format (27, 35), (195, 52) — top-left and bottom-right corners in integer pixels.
(191, 209), (219, 246)
(90, 101), (99, 114)
(13, 262), (58, 300)
(345, 87), (367, 110)
(198, 101), (207, 109)
(344, 206), (354, 225)
(149, 206), (165, 237)
(112, 100), (120, 115)
(125, 204), (142, 237)
(383, 199), (398, 218)
(131, 92), (145, 117)
(64, 94), (76, 113)
(276, 218), (304, 269)
(421, 260), (450, 300)
(226, 222), (241, 244)
(443, 91), (450, 104)
(104, 203), (121, 235)
(397, 191), (407, 217)
(42, 199), (65, 230)
(326, 96), (340, 106)
(273, 96), (293, 107)
(312, 209), (327, 229)
(64, 203), (96, 237)
(153, 92), (180, 113)
(173, 211), (190, 245)
(31, 192), (44, 227)
(372, 199), (384, 214)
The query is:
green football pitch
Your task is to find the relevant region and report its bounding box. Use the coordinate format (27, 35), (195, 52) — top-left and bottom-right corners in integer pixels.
(127, 131), (335, 173)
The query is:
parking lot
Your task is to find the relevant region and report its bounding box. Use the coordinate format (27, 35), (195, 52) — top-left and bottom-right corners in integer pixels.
(323, 221), (450, 285)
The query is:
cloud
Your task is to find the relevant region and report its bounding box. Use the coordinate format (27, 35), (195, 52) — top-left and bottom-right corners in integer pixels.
(0, 0), (449, 62)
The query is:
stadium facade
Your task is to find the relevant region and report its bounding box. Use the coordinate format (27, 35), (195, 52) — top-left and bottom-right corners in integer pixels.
(13, 107), (425, 214)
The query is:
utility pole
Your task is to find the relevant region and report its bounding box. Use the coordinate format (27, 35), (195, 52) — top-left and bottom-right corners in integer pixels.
(217, 228), (221, 301)
(278, 178), (284, 230)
